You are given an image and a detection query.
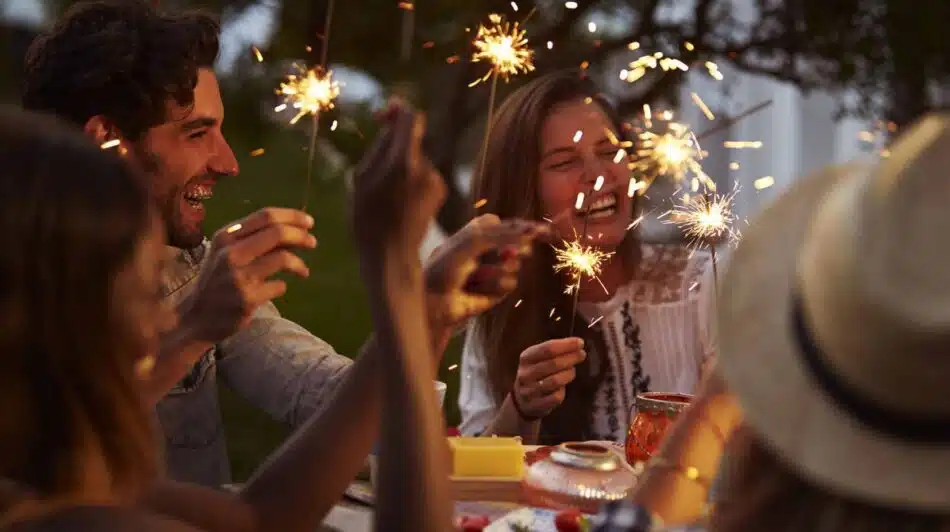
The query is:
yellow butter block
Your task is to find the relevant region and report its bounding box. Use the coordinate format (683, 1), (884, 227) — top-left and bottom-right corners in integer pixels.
(448, 436), (525, 478)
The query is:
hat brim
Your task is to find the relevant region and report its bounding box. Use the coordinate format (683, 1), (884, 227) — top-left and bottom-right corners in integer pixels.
(718, 163), (950, 511)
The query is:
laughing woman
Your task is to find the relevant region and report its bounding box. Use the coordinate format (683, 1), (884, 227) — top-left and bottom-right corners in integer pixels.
(459, 71), (716, 445)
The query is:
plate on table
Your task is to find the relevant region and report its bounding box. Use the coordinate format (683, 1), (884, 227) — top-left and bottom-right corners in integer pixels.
(525, 441), (626, 466)
(484, 507), (592, 532)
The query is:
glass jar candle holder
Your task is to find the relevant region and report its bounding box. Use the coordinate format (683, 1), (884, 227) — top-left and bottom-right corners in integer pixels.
(625, 392), (692, 465)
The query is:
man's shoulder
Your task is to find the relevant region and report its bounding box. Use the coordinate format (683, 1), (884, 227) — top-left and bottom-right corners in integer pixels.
(160, 240), (211, 301)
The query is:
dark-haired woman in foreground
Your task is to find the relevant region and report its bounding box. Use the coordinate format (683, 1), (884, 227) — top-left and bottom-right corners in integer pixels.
(0, 104), (541, 531)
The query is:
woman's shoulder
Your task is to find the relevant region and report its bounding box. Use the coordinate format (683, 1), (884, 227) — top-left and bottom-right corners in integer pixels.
(630, 244), (712, 304)
(4, 506), (204, 532)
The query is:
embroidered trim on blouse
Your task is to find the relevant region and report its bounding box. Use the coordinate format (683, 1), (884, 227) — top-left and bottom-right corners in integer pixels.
(622, 301), (650, 397)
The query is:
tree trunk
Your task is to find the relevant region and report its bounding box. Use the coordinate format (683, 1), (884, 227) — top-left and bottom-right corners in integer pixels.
(884, 2), (930, 129)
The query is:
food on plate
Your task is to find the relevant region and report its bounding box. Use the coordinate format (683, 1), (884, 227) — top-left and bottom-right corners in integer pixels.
(554, 508), (590, 532)
(456, 514), (491, 531)
(449, 437), (525, 478)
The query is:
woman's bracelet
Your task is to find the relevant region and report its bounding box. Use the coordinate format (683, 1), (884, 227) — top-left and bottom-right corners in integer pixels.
(647, 456), (713, 490)
(509, 392), (542, 422)
(700, 416), (727, 443)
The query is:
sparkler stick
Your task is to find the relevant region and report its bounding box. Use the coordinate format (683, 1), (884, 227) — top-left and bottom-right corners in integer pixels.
(554, 176), (611, 337)
(398, 2), (415, 61)
(569, 189), (594, 337)
(696, 100), (772, 141)
(470, 13), (535, 175)
(664, 184), (740, 286)
(276, 0), (338, 213)
(477, 74), (500, 178)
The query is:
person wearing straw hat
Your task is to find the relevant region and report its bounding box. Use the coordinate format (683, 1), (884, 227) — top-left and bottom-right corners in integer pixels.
(588, 113), (950, 531)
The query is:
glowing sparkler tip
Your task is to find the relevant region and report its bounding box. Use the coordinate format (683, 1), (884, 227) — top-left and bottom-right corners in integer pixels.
(553, 239), (615, 289)
(277, 65), (341, 124)
(471, 13), (535, 85)
(666, 186), (741, 249)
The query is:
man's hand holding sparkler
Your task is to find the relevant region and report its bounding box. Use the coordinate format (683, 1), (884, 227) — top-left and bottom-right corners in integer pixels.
(145, 207), (317, 404)
(182, 208), (317, 341)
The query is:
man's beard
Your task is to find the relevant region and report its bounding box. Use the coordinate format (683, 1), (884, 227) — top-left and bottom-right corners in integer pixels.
(160, 186), (205, 249)
(134, 146), (208, 250)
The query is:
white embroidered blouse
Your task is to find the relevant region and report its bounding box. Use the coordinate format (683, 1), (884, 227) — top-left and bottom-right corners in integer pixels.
(458, 243), (716, 442)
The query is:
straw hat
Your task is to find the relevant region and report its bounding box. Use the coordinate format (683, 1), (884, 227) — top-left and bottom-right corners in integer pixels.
(718, 113), (950, 511)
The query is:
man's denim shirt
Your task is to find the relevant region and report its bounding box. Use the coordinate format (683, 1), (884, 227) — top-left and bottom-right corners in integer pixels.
(155, 241), (352, 487)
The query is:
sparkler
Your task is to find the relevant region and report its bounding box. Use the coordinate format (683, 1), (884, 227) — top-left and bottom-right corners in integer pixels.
(664, 184), (741, 285)
(277, 65), (341, 125)
(471, 13), (535, 177)
(630, 120), (715, 192)
(276, 64), (340, 213)
(272, 0), (339, 213)
(398, 2), (415, 61)
(554, 239), (614, 295)
(554, 174), (614, 336)
(470, 13), (535, 87)
(553, 236), (614, 336)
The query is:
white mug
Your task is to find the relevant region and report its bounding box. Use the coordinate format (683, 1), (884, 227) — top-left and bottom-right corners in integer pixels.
(368, 381), (447, 487)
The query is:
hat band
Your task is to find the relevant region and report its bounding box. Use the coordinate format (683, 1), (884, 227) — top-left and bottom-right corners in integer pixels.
(791, 294), (950, 443)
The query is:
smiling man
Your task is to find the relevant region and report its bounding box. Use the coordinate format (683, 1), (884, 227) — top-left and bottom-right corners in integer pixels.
(18, 0), (543, 488)
(20, 0), (348, 486)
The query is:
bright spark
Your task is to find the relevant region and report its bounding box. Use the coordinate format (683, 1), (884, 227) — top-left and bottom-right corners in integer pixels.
(470, 13), (535, 87)
(666, 185), (741, 249)
(630, 121), (714, 189)
(553, 238), (614, 295)
(277, 65), (341, 125)
(620, 52), (688, 83)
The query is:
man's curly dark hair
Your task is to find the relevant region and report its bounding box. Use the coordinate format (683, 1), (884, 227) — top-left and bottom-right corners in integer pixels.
(22, 0), (220, 141)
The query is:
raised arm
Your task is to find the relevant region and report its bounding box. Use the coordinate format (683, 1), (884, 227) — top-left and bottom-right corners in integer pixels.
(630, 360), (741, 525)
(350, 102), (451, 531)
(357, 103), (547, 530)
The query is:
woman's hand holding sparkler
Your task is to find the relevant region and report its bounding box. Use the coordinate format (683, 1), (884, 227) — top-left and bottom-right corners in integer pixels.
(348, 98), (454, 531)
(423, 213), (550, 333)
(510, 337), (587, 420)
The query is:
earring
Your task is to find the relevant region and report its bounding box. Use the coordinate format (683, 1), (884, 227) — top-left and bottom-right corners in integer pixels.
(134, 355), (156, 379)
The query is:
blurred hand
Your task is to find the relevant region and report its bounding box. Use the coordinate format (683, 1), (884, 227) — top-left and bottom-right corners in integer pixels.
(693, 356), (742, 436)
(178, 207), (316, 343)
(423, 214), (550, 331)
(351, 99), (446, 273)
(511, 338), (587, 419)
